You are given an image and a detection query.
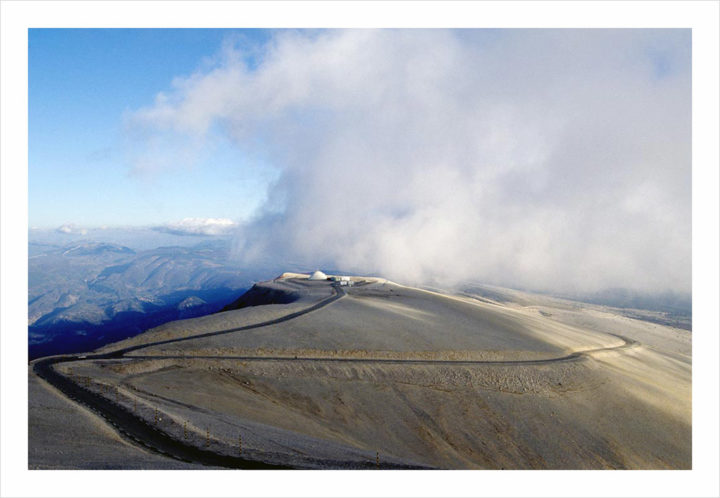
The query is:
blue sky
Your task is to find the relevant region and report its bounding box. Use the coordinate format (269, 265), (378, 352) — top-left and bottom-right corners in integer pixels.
(29, 29), (276, 228)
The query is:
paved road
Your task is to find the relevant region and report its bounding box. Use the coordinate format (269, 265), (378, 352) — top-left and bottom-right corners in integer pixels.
(126, 333), (638, 366)
(32, 281), (638, 469)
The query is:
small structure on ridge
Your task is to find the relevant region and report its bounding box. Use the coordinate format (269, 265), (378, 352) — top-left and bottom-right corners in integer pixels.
(308, 270), (328, 281)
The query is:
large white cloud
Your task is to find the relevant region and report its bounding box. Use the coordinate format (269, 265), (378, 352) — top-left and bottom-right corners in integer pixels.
(128, 29), (691, 294)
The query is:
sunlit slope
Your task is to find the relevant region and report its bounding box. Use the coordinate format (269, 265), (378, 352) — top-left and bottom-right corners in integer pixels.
(134, 279), (623, 360)
(32, 275), (691, 469)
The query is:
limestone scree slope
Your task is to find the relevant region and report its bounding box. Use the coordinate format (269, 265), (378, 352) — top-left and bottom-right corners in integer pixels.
(29, 274), (691, 469)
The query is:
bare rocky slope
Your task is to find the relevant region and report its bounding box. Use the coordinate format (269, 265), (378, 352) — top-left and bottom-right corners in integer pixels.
(29, 273), (691, 469)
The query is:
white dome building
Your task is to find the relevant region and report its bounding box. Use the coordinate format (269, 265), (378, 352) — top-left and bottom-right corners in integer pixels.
(308, 270), (328, 281)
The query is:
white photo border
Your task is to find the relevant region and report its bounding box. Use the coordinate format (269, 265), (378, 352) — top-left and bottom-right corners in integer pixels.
(2, 2), (718, 497)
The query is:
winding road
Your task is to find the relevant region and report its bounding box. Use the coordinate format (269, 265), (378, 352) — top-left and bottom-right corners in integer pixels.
(32, 283), (348, 469)
(32, 281), (639, 469)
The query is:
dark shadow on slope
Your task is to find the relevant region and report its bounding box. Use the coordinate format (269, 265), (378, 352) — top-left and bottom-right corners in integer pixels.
(221, 283), (301, 311)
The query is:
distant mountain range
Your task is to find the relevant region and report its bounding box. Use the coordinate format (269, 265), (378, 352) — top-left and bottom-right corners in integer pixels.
(28, 235), (692, 359)
(28, 239), (272, 359)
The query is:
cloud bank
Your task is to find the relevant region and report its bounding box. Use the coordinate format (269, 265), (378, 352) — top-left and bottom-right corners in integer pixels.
(129, 29), (691, 294)
(153, 217), (237, 236)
